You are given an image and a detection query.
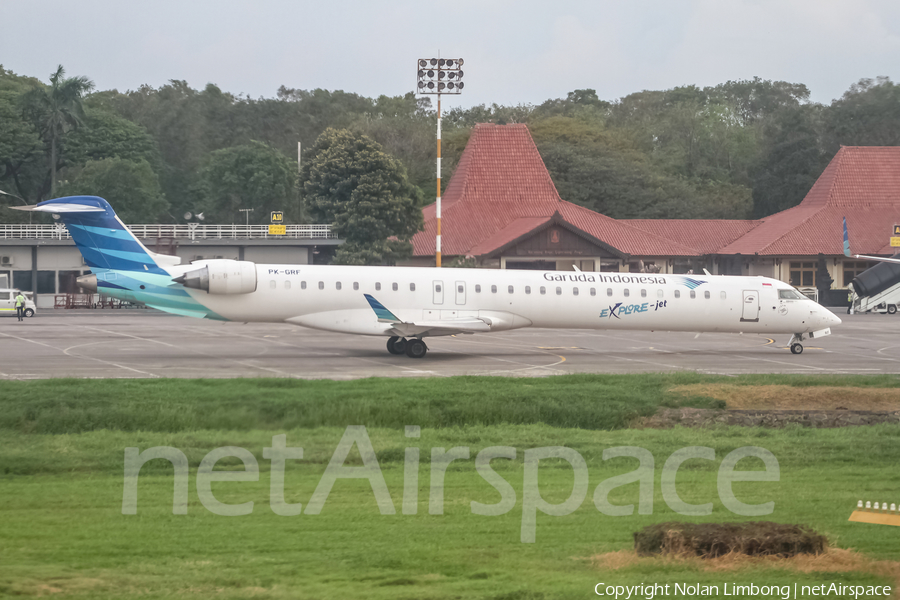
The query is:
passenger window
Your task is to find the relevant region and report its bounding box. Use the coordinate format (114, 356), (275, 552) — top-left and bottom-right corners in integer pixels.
(475, 284), (481, 293)
(318, 281), (324, 290)
(641, 289), (647, 297)
(556, 287), (562, 295)
(269, 281), (276, 289)
(353, 282), (359, 291)
(525, 286), (531, 294)
(704, 291), (711, 299)
(301, 281), (307, 290)
(690, 290), (696, 299)
(624, 289), (630, 297)
(392, 283), (398, 291)
(491, 285), (497, 293)
(590, 288), (596, 296)
(508, 285), (514, 294)
(458, 285), (464, 293)
(540, 286), (546, 295)
(435, 284), (442, 293)
(607, 288), (613, 296)
(720, 291), (726, 299)
(375, 282), (381, 291)
(336, 282), (341, 290)
(410, 283), (416, 292)
(285, 281), (291, 290)
(674, 290), (680, 298)
(657, 289), (664, 298)
(573, 287), (579, 296)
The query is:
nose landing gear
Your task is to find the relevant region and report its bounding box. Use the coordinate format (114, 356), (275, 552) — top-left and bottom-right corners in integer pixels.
(386, 336), (428, 358)
(787, 333), (804, 354)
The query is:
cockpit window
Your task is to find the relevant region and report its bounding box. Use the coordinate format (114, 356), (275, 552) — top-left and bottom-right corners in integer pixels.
(778, 289), (804, 300)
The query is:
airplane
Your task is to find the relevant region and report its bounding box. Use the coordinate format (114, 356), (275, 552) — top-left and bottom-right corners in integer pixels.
(12, 196), (842, 357)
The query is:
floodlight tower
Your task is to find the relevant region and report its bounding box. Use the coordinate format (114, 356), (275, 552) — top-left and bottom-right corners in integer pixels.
(417, 57), (464, 267)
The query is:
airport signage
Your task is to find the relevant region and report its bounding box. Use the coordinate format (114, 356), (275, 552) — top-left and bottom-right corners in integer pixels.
(268, 224), (286, 236)
(271, 211), (284, 224)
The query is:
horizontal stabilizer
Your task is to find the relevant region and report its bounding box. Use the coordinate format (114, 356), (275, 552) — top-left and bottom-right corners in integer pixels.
(10, 202), (105, 213)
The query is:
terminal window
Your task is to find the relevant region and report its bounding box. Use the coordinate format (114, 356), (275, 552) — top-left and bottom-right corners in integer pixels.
(789, 261), (816, 287)
(842, 261), (869, 287)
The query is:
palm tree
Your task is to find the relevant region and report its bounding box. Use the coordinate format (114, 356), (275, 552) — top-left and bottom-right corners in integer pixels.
(22, 65), (94, 198)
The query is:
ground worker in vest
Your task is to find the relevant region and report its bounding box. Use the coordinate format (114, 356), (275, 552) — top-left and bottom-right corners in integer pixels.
(15, 292), (26, 321)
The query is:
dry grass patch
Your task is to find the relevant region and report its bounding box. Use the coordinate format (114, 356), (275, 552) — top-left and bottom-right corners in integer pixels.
(669, 384), (900, 410)
(633, 522), (827, 558)
(592, 547), (900, 584)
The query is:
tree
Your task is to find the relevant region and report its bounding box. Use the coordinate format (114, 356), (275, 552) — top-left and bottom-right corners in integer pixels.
(301, 128), (423, 265)
(751, 105), (825, 217)
(60, 158), (169, 222)
(825, 77), (900, 150)
(21, 65), (94, 198)
(195, 141), (299, 224)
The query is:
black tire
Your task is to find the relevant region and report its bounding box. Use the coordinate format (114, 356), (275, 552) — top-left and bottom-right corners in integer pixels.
(386, 336), (406, 355)
(889, 305), (898, 315)
(790, 343), (803, 355)
(24, 308), (34, 318)
(405, 339), (427, 359)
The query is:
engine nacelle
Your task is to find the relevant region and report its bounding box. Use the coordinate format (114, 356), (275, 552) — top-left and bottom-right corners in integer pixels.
(174, 260), (257, 294)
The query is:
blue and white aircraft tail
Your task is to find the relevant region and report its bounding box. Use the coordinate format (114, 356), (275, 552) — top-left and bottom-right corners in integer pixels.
(12, 197), (842, 358)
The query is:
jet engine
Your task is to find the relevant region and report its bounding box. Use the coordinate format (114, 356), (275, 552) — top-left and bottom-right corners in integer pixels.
(173, 260), (257, 294)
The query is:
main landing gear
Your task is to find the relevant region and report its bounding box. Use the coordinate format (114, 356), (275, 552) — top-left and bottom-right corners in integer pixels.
(387, 336), (428, 359)
(787, 333), (804, 355)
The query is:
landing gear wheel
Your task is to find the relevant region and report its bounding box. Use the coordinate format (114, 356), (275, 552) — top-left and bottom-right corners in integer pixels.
(889, 305), (897, 315)
(23, 308), (34, 318)
(790, 343), (803, 355)
(405, 338), (428, 359)
(386, 336), (406, 355)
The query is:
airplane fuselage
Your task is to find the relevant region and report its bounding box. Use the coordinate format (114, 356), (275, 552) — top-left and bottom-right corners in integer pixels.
(96, 263), (840, 338)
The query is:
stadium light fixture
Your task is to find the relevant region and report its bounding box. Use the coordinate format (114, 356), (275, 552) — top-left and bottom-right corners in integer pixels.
(416, 57), (464, 268)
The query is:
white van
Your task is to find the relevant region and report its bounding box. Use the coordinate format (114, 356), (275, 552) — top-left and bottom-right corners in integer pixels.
(0, 289), (36, 318)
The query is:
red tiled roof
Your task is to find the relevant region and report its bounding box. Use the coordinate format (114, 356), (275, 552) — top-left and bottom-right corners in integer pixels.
(622, 219), (762, 254)
(414, 135), (900, 260)
(413, 124), (700, 258)
(721, 146), (900, 256)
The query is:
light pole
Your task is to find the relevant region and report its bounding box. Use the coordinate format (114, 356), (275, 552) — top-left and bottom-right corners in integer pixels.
(238, 208), (254, 228)
(417, 57), (464, 268)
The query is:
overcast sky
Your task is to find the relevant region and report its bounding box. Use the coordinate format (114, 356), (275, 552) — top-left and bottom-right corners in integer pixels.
(3, 0), (898, 109)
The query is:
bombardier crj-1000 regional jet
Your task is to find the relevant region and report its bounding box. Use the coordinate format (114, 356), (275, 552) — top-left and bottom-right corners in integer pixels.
(14, 196), (842, 358)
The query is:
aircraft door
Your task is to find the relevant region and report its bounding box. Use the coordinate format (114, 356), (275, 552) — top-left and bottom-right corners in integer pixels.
(433, 280), (444, 305)
(741, 289), (759, 322)
(455, 281), (466, 305)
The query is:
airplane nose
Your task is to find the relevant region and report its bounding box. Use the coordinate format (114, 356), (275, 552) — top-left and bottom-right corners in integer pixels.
(825, 308), (842, 327)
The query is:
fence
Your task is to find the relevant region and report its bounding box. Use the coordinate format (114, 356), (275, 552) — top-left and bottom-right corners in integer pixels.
(0, 223), (334, 240)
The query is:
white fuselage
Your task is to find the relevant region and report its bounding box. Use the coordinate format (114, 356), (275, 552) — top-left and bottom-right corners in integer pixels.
(170, 264), (841, 337)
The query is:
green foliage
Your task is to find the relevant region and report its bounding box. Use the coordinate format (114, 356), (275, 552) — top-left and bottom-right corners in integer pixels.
(20, 65), (94, 198)
(195, 140), (299, 224)
(59, 157), (168, 222)
(64, 106), (161, 171)
(302, 128), (423, 264)
(825, 76), (900, 149)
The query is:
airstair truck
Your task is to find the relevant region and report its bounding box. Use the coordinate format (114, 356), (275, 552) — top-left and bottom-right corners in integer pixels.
(849, 255), (900, 314)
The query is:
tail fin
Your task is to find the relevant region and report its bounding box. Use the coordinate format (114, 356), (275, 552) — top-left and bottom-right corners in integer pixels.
(12, 196), (175, 273)
(843, 217), (852, 257)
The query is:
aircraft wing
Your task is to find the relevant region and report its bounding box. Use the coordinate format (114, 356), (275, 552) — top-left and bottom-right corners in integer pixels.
(364, 294), (491, 336)
(844, 217), (900, 264)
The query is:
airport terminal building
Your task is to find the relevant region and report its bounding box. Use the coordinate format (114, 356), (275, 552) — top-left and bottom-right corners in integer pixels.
(410, 125), (900, 300)
(1, 123), (899, 308)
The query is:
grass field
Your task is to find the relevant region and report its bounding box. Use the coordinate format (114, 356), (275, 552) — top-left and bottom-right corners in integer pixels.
(1, 374), (899, 599)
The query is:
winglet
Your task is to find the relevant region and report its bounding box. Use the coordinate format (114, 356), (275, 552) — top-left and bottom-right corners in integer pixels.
(843, 217), (852, 257)
(364, 294), (401, 323)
